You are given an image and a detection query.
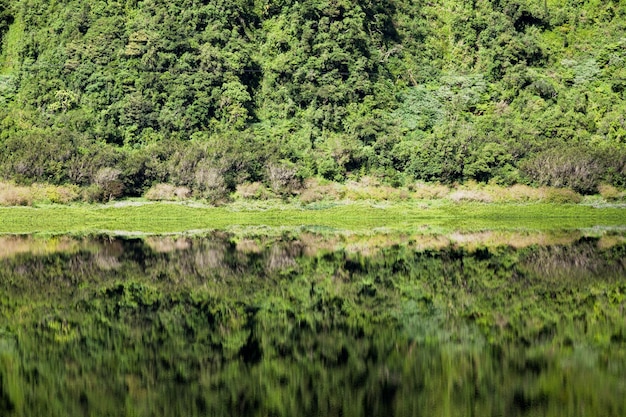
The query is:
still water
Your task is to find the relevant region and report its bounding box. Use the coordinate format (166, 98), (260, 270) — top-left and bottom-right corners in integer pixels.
(0, 231), (625, 416)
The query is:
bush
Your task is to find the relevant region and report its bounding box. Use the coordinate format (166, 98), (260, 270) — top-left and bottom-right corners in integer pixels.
(299, 178), (344, 203)
(489, 184), (544, 202)
(521, 147), (604, 194)
(447, 189), (493, 203)
(0, 130), (78, 184)
(82, 185), (104, 203)
(267, 162), (301, 196)
(598, 184), (624, 201)
(541, 187), (582, 204)
(344, 177), (409, 201)
(31, 183), (81, 204)
(166, 143), (206, 189)
(193, 165), (229, 203)
(89, 168), (124, 202)
(0, 182), (82, 205)
(409, 182), (450, 199)
(599, 148), (626, 188)
(144, 183), (190, 201)
(0, 182), (33, 206)
(234, 182), (272, 200)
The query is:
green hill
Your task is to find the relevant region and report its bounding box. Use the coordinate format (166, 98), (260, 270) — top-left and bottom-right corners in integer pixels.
(1, 0), (625, 200)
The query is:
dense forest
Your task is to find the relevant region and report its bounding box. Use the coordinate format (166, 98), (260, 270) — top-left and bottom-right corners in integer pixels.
(1, 0), (625, 201)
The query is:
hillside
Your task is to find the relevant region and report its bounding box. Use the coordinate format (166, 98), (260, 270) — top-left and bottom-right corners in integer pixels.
(0, 0), (625, 201)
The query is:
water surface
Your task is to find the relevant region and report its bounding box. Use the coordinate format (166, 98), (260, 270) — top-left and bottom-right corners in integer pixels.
(0, 231), (625, 416)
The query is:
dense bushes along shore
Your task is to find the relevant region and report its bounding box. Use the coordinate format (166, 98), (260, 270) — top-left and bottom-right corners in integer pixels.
(1, 177), (624, 206)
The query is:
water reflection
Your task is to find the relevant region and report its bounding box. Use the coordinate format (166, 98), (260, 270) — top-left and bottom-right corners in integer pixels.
(0, 231), (625, 416)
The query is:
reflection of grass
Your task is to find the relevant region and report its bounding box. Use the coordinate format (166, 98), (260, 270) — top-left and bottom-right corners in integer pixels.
(3, 229), (625, 260)
(0, 201), (624, 236)
(1, 233), (626, 415)
(0, 235), (91, 259)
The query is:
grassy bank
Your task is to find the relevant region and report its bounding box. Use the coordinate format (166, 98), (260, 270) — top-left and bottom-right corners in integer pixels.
(1, 200), (625, 236)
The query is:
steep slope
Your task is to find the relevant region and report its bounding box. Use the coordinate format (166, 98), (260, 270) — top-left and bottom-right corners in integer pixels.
(0, 0), (625, 198)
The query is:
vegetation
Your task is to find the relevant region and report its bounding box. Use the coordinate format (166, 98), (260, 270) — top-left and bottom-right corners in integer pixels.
(1, 199), (625, 235)
(1, 0), (626, 201)
(1, 176), (625, 208)
(1, 233), (625, 416)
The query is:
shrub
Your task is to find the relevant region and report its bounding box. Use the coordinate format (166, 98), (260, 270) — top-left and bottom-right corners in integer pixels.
(82, 168), (125, 202)
(234, 182), (271, 200)
(541, 187), (582, 204)
(489, 184), (544, 202)
(144, 183), (190, 201)
(166, 143), (206, 188)
(447, 189), (493, 203)
(193, 165), (229, 203)
(599, 148), (626, 188)
(521, 147), (604, 194)
(82, 185), (104, 203)
(267, 162), (300, 196)
(344, 177), (409, 201)
(0, 130), (77, 184)
(31, 183), (80, 204)
(0, 182), (33, 206)
(299, 178), (344, 203)
(598, 184), (624, 201)
(0, 182), (82, 205)
(409, 182), (450, 199)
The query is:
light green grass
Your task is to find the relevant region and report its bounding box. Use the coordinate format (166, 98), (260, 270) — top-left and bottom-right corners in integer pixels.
(0, 201), (624, 236)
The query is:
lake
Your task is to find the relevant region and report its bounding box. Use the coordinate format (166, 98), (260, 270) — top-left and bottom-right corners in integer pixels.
(0, 229), (625, 416)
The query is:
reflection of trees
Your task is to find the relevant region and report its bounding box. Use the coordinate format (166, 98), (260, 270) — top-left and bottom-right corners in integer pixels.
(193, 240), (227, 272)
(145, 237), (190, 253)
(266, 242), (301, 272)
(520, 239), (625, 280)
(1, 234), (626, 416)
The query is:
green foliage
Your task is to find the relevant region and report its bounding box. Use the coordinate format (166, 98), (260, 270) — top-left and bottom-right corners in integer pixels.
(1, 233), (626, 416)
(1, 0), (626, 194)
(1, 201), (624, 235)
(0, 129), (83, 184)
(0, 0), (12, 47)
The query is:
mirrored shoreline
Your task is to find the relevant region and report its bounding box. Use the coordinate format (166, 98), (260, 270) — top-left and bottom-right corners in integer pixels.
(1, 230), (625, 416)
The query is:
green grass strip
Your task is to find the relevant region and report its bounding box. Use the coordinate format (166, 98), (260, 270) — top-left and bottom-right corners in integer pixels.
(0, 201), (624, 235)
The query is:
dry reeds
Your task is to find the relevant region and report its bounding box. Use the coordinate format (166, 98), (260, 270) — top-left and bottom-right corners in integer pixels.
(446, 183), (583, 204)
(0, 181), (80, 206)
(299, 178), (345, 203)
(235, 182), (272, 200)
(144, 183), (191, 201)
(343, 176), (409, 201)
(447, 189), (493, 203)
(410, 182), (450, 199)
(0, 182), (33, 206)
